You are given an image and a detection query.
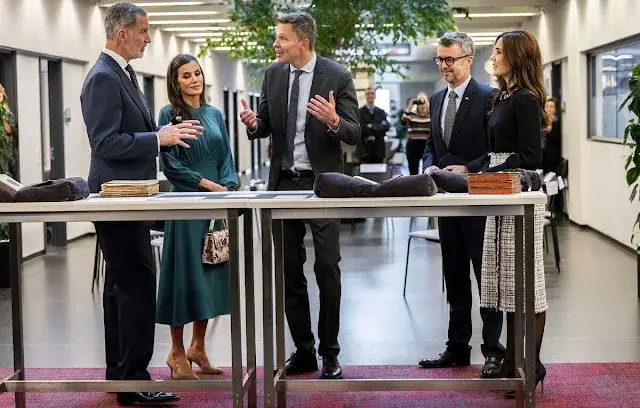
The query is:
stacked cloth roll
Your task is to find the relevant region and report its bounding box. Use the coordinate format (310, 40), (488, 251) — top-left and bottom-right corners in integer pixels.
(313, 172), (437, 198)
(0, 177), (90, 203)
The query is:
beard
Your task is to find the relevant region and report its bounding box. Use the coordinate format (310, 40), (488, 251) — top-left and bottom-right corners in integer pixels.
(442, 71), (458, 84)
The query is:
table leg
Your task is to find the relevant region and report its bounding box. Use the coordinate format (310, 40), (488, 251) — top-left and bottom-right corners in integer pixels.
(261, 210), (275, 408)
(243, 210), (257, 408)
(9, 223), (25, 408)
(272, 219), (286, 408)
(228, 210), (243, 408)
(524, 205), (536, 408)
(514, 215), (524, 407)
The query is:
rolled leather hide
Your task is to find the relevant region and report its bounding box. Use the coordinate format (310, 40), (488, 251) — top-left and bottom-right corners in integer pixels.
(313, 172), (437, 198)
(14, 177), (90, 202)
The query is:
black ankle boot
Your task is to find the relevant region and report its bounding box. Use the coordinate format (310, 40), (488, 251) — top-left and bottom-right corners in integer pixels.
(504, 362), (546, 399)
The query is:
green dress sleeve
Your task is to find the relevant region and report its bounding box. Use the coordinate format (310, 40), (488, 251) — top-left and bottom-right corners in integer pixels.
(158, 106), (204, 192)
(214, 109), (238, 190)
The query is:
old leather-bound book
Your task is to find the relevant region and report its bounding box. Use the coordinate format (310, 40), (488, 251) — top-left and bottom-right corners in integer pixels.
(468, 172), (521, 195)
(99, 180), (159, 197)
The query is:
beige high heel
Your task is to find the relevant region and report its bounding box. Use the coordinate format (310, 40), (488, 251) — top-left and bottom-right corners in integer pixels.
(166, 354), (199, 380)
(185, 347), (224, 375)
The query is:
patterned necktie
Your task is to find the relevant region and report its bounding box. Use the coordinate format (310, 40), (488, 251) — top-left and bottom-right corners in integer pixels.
(443, 90), (458, 146)
(284, 70), (303, 169)
(125, 64), (151, 121)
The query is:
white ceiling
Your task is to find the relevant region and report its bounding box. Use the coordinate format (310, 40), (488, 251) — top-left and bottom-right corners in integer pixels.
(94, 0), (545, 54)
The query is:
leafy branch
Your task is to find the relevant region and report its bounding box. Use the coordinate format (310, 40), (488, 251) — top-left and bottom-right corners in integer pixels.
(619, 64), (640, 244)
(0, 103), (15, 242)
(198, 0), (464, 82)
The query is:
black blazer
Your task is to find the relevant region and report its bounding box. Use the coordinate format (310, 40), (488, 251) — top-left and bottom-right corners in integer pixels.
(422, 78), (494, 173)
(357, 106), (389, 162)
(248, 55), (360, 190)
(81, 52), (159, 193)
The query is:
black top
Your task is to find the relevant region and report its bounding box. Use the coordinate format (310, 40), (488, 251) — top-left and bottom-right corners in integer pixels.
(542, 118), (562, 173)
(486, 85), (542, 172)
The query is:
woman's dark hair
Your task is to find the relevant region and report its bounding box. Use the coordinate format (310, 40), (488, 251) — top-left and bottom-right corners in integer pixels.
(493, 30), (551, 129)
(166, 54), (206, 120)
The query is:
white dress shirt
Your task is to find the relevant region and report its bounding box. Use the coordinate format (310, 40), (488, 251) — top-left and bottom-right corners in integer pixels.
(287, 52), (317, 171)
(102, 48), (159, 151)
(440, 75), (472, 135)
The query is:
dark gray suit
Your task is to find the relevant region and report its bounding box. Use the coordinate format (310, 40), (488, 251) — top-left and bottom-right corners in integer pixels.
(81, 52), (159, 381)
(422, 78), (504, 358)
(249, 55), (360, 357)
(249, 55), (360, 190)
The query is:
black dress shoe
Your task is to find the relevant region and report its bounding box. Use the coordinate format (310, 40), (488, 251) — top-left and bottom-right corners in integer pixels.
(283, 351), (318, 375)
(321, 356), (343, 379)
(419, 348), (471, 369)
(481, 356), (502, 378)
(116, 392), (179, 406)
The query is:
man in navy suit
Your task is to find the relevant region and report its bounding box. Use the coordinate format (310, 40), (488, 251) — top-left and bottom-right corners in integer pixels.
(418, 32), (504, 378)
(80, 3), (201, 405)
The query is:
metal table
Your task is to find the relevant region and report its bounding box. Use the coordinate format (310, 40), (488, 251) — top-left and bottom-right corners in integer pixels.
(253, 191), (546, 408)
(0, 192), (258, 408)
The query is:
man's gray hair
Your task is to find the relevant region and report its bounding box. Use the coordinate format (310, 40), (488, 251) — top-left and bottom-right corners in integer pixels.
(104, 2), (147, 40)
(438, 32), (475, 57)
(276, 11), (317, 50)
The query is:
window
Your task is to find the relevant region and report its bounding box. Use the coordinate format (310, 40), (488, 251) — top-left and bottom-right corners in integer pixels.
(588, 39), (640, 140)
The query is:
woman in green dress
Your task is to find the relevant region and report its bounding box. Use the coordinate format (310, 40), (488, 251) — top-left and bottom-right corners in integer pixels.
(156, 54), (238, 380)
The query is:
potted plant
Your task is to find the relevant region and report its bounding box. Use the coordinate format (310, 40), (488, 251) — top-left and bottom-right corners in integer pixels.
(620, 64), (640, 293)
(0, 88), (16, 289)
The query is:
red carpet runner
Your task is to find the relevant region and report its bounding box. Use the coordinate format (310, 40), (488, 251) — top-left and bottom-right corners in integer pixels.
(0, 363), (638, 407)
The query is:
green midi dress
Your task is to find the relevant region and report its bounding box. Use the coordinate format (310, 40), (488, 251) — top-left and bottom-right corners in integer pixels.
(155, 104), (238, 326)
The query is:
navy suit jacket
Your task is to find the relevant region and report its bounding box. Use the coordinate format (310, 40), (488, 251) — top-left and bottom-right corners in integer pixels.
(81, 52), (159, 193)
(421, 78), (494, 173)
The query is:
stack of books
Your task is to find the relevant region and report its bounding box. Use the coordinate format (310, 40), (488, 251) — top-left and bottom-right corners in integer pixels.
(468, 172), (521, 195)
(99, 180), (159, 197)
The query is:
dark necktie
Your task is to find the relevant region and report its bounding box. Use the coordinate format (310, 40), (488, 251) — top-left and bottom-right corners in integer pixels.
(125, 64), (151, 121)
(443, 90), (458, 146)
(284, 69), (303, 169)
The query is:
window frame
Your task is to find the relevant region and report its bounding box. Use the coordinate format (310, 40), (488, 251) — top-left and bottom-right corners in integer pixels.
(587, 35), (640, 144)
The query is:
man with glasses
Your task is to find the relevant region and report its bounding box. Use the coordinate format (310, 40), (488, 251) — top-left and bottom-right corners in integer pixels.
(418, 32), (504, 379)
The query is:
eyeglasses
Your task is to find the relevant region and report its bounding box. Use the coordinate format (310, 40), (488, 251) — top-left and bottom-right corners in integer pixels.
(433, 55), (470, 67)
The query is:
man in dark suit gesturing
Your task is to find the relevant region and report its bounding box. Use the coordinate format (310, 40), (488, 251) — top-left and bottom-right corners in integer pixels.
(80, 3), (201, 405)
(240, 11), (359, 379)
(418, 32), (504, 378)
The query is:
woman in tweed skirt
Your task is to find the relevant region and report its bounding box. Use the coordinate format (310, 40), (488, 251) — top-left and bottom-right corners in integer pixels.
(482, 30), (549, 398)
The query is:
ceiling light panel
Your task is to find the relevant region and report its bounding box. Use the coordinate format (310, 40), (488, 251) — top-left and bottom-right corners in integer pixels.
(147, 11), (220, 16)
(100, 1), (207, 6)
(149, 18), (231, 24)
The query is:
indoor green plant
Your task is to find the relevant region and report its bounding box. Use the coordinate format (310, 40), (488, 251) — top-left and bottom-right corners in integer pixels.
(0, 94), (15, 288)
(620, 64), (640, 242)
(199, 0), (467, 80)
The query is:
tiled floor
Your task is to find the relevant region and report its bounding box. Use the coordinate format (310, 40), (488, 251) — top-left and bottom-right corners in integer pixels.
(0, 215), (637, 371)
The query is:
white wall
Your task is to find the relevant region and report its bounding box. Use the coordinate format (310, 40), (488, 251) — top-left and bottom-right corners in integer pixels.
(0, 0), (256, 255)
(523, 0), (640, 248)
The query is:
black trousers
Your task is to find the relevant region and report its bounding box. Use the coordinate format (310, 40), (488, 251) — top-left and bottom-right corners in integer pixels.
(438, 216), (504, 358)
(94, 222), (157, 381)
(276, 175), (342, 357)
(406, 138), (428, 175)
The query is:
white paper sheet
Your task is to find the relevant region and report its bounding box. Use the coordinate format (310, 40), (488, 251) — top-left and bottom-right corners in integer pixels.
(274, 194), (310, 199)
